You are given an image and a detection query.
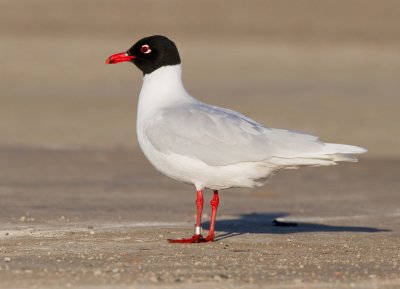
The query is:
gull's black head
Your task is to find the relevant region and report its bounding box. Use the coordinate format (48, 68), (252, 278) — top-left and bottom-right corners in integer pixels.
(106, 35), (181, 74)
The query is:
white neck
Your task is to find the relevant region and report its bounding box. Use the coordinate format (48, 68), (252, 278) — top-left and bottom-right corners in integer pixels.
(137, 65), (193, 120)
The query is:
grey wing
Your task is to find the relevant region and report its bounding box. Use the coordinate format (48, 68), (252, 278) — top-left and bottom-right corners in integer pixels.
(144, 103), (276, 166)
(145, 102), (332, 166)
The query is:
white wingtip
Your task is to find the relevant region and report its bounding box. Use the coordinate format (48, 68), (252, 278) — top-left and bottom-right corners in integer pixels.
(325, 143), (368, 155)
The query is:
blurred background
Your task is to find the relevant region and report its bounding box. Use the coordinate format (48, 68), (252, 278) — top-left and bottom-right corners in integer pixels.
(1, 0), (399, 157)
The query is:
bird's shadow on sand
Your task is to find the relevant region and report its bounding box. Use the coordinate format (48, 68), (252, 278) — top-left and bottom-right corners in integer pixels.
(201, 213), (389, 241)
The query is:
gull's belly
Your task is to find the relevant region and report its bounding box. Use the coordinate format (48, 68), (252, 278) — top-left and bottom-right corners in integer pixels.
(137, 127), (274, 190)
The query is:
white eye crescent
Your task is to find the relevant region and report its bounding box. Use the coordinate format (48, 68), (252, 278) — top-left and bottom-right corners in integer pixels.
(141, 44), (151, 54)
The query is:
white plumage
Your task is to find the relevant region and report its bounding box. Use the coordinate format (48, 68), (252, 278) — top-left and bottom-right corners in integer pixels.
(136, 65), (366, 191)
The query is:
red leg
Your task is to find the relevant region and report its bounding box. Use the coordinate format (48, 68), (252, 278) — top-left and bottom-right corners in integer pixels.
(168, 190), (206, 243)
(205, 190), (219, 242)
(195, 189), (204, 228)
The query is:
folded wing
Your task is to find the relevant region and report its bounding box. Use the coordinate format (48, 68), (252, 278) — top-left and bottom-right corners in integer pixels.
(145, 102), (365, 166)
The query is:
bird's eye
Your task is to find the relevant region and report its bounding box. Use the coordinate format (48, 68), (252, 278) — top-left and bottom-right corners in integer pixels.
(141, 45), (151, 54)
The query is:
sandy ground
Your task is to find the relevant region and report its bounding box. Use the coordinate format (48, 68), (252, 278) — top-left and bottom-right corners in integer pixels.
(1, 148), (399, 289)
(1, 1), (400, 288)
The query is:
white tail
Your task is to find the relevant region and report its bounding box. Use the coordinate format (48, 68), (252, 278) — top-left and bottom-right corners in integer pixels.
(268, 143), (367, 169)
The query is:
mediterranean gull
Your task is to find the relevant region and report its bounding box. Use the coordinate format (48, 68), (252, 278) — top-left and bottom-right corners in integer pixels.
(106, 35), (367, 243)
